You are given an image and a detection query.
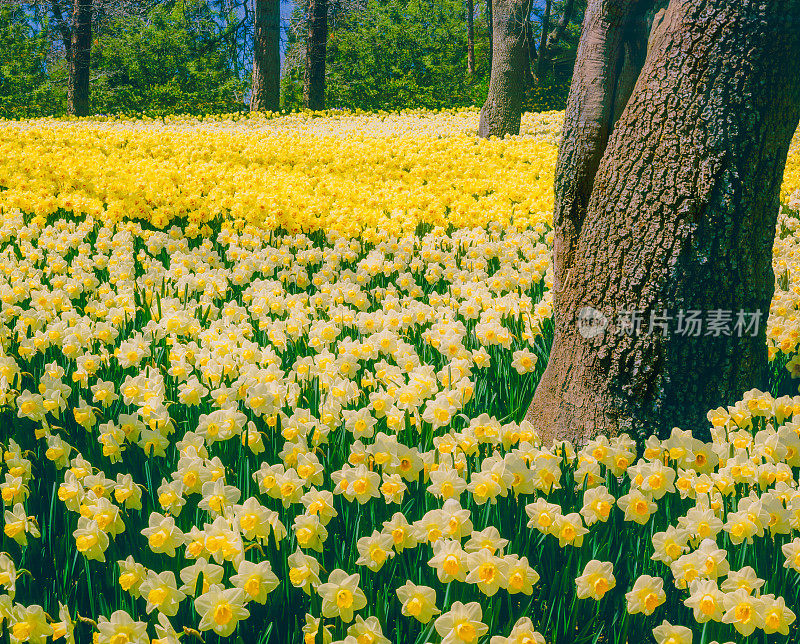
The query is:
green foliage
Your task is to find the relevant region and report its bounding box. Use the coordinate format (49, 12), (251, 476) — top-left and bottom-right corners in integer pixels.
(284, 0), (491, 111)
(0, 1), (247, 119)
(0, 0), (579, 118)
(0, 7), (60, 118)
(90, 1), (247, 116)
(525, 82), (571, 113)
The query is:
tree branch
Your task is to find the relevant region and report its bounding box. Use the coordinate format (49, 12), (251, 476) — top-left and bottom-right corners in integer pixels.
(50, 0), (72, 57)
(199, 15), (248, 55)
(535, 0), (551, 79)
(544, 0), (576, 54)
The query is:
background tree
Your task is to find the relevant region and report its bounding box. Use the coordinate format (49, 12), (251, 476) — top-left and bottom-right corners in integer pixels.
(304, 0), (327, 108)
(90, 0), (247, 114)
(527, 0), (800, 445)
(467, 0), (475, 75)
(520, 0), (535, 88)
(250, 0), (280, 111)
(479, 0), (584, 137)
(283, 0), (488, 111)
(0, 5), (56, 117)
(2, 0), (584, 116)
(0, 0), (252, 116)
(485, 0), (492, 68)
(535, 0), (550, 80)
(478, 0), (526, 137)
(517, 0), (584, 111)
(51, 0), (92, 115)
(534, 0), (577, 81)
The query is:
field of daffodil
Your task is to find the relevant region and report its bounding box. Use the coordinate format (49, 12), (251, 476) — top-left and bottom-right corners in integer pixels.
(1, 109), (800, 644)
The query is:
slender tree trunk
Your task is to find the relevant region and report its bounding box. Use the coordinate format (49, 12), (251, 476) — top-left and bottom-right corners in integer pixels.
(250, 0), (281, 112)
(467, 0), (475, 75)
(521, 0), (535, 89)
(304, 0), (328, 110)
(486, 0), (493, 70)
(535, 0), (551, 81)
(67, 0), (91, 116)
(527, 0), (800, 446)
(478, 0), (527, 138)
(51, 0), (72, 61)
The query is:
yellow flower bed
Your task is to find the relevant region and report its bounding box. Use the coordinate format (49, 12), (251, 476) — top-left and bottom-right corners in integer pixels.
(0, 111), (799, 644)
(0, 110), (560, 240)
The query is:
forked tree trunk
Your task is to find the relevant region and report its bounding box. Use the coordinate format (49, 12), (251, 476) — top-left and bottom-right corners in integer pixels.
(527, 0), (800, 445)
(250, 0), (281, 112)
(68, 0), (91, 116)
(304, 0), (328, 110)
(467, 0), (476, 75)
(478, 0), (527, 138)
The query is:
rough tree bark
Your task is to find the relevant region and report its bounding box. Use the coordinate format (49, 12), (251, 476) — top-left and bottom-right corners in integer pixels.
(304, 0), (328, 110)
(51, 0), (92, 116)
(467, 0), (476, 75)
(68, 0), (92, 116)
(250, 0), (281, 112)
(526, 0), (800, 446)
(478, 0), (527, 138)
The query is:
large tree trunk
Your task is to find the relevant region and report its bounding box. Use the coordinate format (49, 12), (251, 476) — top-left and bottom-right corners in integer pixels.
(250, 0), (281, 112)
(527, 0), (800, 446)
(467, 0), (476, 75)
(478, 0), (527, 138)
(304, 0), (328, 110)
(67, 0), (91, 116)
